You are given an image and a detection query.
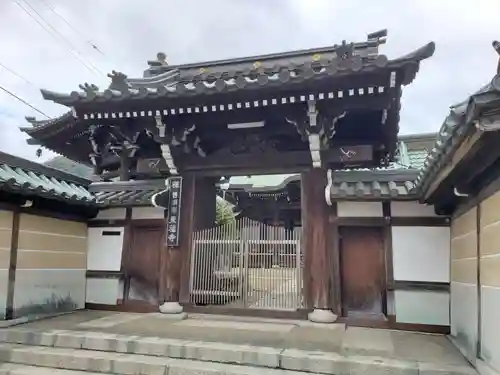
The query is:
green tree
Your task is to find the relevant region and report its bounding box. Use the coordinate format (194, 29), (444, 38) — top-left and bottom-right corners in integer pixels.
(215, 198), (235, 226)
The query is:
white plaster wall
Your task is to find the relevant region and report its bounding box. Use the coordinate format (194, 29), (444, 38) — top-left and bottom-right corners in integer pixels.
(451, 281), (478, 362)
(131, 207), (165, 220)
(481, 286), (500, 373)
(337, 202), (383, 217)
(14, 269), (86, 313)
(87, 227), (124, 271)
(390, 201), (438, 217)
(394, 290), (449, 326)
(85, 278), (122, 305)
(92, 208), (127, 221)
(392, 226), (450, 282)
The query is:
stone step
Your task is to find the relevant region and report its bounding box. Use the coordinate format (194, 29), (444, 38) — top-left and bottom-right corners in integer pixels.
(0, 343), (307, 375)
(0, 329), (477, 375)
(0, 363), (101, 375)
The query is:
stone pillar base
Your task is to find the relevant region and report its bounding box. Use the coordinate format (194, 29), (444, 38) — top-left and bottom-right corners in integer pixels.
(159, 302), (187, 319)
(308, 309), (338, 323)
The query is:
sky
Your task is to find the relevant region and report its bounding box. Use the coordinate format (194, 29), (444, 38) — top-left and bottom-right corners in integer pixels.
(0, 0), (499, 162)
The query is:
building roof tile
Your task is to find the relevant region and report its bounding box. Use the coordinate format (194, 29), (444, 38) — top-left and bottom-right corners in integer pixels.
(0, 152), (94, 205)
(88, 179), (167, 207)
(416, 54), (500, 195)
(37, 33), (434, 107)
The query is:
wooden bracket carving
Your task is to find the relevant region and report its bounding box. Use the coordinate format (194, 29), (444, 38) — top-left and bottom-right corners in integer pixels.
(161, 144), (178, 175)
(285, 101), (347, 168)
(307, 100), (321, 168)
(155, 114), (206, 157)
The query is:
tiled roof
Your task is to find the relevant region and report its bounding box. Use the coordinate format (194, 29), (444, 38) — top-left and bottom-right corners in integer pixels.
(38, 35), (434, 107)
(407, 149), (429, 170)
(89, 180), (166, 207)
(224, 135), (431, 196)
(416, 64), (500, 194)
(328, 169), (419, 200)
(223, 174), (300, 192)
(0, 152), (94, 205)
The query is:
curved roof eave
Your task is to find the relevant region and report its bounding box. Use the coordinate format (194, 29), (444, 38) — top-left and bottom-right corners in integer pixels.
(20, 111), (76, 135)
(38, 41), (435, 107)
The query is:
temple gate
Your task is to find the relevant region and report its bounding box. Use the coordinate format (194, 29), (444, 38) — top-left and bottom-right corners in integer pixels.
(22, 29), (434, 322)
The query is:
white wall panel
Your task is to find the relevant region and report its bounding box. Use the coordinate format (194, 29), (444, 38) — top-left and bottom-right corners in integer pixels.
(394, 290), (449, 325)
(337, 202), (383, 217)
(392, 226), (450, 282)
(481, 286), (500, 373)
(92, 208), (127, 220)
(87, 227), (124, 271)
(451, 281), (478, 362)
(391, 201), (438, 217)
(85, 279), (121, 304)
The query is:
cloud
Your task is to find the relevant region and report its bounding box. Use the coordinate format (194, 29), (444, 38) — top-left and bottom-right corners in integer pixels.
(1, 0), (499, 161)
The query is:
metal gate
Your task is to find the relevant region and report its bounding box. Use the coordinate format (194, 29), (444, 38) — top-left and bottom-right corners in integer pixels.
(189, 217), (303, 310)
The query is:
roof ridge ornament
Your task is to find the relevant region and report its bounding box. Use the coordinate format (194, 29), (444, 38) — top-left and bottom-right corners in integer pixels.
(334, 40), (354, 60)
(78, 83), (99, 96)
(493, 40), (500, 75)
(367, 29), (388, 43)
(107, 70), (130, 93)
(157, 52), (168, 65)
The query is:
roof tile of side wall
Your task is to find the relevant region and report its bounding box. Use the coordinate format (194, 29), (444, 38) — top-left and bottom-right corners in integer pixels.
(0, 151), (94, 205)
(88, 179), (168, 207)
(225, 136), (431, 193)
(416, 66), (500, 195)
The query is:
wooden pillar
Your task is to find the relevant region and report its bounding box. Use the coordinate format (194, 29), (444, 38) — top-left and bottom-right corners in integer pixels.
(301, 169), (337, 322)
(160, 175), (217, 307)
(119, 146), (130, 181)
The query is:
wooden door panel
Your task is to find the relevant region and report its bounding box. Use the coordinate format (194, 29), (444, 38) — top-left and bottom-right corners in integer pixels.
(340, 227), (385, 317)
(123, 225), (164, 303)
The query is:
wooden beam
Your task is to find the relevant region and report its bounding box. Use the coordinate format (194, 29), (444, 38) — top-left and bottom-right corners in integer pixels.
(329, 203), (342, 315)
(119, 208), (133, 302)
(5, 209), (20, 320)
(119, 147), (130, 181)
(382, 202), (393, 317)
(177, 176), (217, 304)
(301, 169), (333, 310)
(179, 146), (374, 175)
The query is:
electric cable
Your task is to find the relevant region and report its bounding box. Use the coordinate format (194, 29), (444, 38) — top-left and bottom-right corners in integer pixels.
(36, 0), (106, 56)
(11, 0), (105, 77)
(0, 84), (50, 118)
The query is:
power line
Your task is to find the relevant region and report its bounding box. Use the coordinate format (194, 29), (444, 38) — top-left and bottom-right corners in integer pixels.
(36, 0), (106, 56)
(15, 0), (104, 76)
(0, 62), (36, 87)
(11, 0), (105, 77)
(0, 84), (49, 118)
